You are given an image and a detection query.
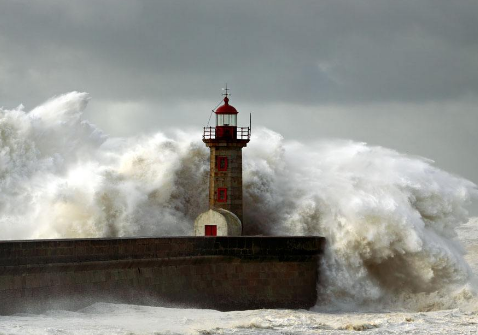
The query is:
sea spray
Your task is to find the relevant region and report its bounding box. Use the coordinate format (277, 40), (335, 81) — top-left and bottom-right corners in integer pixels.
(0, 92), (477, 311)
(242, 130), (478, 310)
(0, 93), (210, 238)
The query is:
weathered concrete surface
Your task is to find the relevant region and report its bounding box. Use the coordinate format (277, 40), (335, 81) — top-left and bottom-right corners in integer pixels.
(0, 236), (325, 315)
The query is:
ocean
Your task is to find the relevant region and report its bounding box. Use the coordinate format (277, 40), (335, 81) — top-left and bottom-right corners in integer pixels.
(0, 92), (477, 334)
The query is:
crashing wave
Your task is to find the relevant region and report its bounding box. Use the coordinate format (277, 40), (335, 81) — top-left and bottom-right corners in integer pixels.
(0, 92), (477, 311)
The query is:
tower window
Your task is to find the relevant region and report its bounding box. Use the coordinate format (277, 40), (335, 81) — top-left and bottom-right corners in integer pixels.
(217, 188), (227, 202)
(218, 157), (228, 171)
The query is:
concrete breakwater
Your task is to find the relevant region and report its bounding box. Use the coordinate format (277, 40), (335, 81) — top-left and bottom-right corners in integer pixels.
(0, 236), (325, 314)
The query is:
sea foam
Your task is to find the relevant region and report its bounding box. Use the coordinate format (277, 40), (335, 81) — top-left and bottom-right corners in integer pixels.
(0, 92), (477, 311)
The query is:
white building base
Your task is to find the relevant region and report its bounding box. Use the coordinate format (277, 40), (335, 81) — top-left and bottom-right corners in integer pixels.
(194, 208), (242, 236)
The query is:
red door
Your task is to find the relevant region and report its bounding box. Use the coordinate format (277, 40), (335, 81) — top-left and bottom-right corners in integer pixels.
(205, 225), (217, 236)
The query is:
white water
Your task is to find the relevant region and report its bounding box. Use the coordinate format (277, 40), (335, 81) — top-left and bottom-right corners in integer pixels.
(0, 92), (478, 334)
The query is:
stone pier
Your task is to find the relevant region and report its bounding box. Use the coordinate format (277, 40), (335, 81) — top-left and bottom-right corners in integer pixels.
(0, 236), (325, 315)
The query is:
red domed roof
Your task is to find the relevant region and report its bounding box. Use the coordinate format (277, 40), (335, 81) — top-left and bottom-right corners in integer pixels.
(215, 97), (238, 114)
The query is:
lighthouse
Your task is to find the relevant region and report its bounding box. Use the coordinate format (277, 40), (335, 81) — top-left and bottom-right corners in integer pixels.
(194, 87), (251, 236)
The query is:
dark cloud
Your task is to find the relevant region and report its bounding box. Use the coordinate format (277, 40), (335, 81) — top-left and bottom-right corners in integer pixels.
(1, 0), (477, 105)
(0, 0), (477, 212)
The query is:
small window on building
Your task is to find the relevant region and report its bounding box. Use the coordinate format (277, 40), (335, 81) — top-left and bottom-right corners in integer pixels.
(218, 156), (228, 171)
(205, 225), (217, 236)
(217, 188), (227, 202)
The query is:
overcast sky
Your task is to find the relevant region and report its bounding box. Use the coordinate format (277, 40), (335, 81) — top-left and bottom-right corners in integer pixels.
(1, 0), (477, 213)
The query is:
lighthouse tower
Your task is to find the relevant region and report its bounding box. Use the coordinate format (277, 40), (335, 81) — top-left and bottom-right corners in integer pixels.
(194, 87), (251, 236)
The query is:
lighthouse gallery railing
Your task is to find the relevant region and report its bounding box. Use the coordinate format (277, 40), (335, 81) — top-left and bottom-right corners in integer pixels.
(203, 127), (251, 140)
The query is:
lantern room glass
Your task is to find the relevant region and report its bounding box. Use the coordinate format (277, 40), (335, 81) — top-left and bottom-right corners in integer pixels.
(216, 114), (237, 126)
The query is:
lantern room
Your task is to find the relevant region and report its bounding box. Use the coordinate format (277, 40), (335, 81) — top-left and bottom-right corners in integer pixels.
(215, 97), (238, 127)
(215, 96), (239, 140)
(203, 88), (251, 142)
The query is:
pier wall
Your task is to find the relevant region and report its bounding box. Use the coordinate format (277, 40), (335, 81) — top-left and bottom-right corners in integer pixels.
(0, 237), (325, 314)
